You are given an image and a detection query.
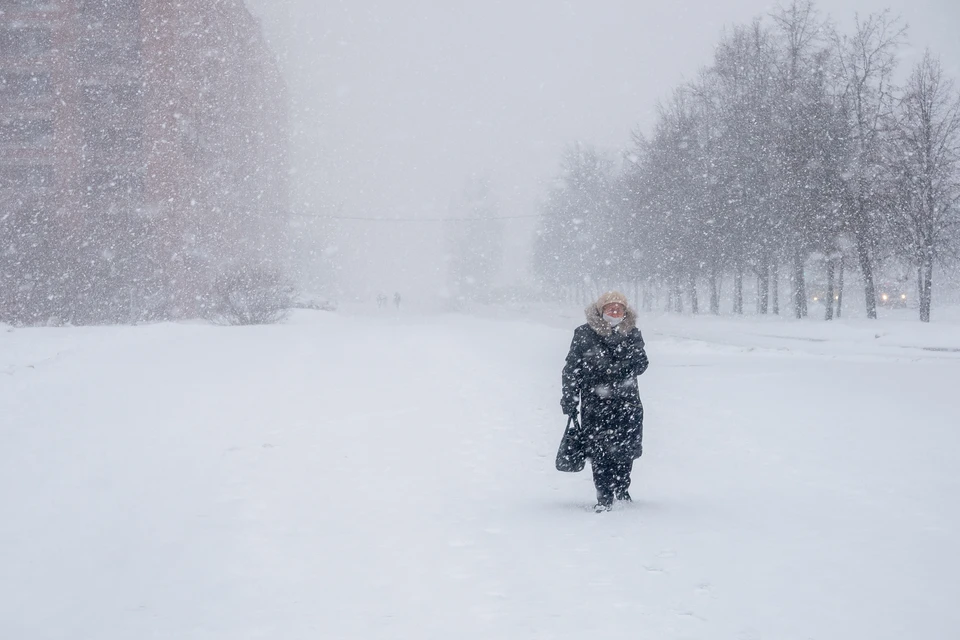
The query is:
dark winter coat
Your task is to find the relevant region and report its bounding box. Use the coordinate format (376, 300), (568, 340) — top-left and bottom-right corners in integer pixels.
(561, 304), (649, 461)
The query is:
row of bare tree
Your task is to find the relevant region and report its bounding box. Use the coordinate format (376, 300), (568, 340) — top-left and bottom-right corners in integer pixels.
(535, 1), (960, 322)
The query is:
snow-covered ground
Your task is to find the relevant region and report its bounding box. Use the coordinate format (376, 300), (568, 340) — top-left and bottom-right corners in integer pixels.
(2, 309), (959, 639)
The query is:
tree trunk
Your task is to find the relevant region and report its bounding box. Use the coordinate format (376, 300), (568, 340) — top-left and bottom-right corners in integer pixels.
(792, 252), (806, 319)
(673, 278), (684, 314)
(855, 228), (878, 319)
(771, 263), (779, 315)
(837, 256), (844, 319)
(688, 273), (699, 315)
(825, 258), (836, 321)
(917, 266), (923, 308)
(758, 261), (770, 315)
(709, 269), (720, 315)
(756, 275), (761, 314)
(733, 266), (744, 315)
(920, 253), (933, 323)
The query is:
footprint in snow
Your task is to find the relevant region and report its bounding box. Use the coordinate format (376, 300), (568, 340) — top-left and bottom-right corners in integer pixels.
(673, 607), (707, 622)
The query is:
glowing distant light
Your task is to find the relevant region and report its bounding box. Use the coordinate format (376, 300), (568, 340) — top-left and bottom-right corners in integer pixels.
(812, 296), (819, 302)
(901, 294), (907, 300)
(881, 294), (889, 301)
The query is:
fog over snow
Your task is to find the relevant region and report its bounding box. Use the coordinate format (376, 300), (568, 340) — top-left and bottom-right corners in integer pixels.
(247, 0), (960, 303)
(5, 2), (960, 637)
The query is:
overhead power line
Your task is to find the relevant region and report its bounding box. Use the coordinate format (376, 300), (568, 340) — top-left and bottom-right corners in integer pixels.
(291, 213), (544, 222)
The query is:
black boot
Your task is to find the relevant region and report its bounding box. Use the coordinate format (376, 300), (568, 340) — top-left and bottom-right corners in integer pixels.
(615, 490), (632, 502)
(594, 492), (614, 512)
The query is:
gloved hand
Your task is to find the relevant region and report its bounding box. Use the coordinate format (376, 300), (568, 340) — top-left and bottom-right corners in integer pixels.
(561, 398), (579, 418)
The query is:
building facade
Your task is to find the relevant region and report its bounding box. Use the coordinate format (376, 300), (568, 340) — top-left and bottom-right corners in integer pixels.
(0, 0), (288, 323)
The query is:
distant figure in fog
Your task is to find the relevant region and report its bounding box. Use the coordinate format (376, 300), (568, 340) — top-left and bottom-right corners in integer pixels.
(394, 292), (401, 310)
(377, 293), (386, 309)
(560, 291), (649, 512)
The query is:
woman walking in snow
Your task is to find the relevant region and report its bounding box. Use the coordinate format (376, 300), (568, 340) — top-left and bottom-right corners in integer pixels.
(561, 291), (649, 512)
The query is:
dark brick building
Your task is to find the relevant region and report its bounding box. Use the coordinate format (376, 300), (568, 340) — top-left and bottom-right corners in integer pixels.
(0, 0), (288, 323)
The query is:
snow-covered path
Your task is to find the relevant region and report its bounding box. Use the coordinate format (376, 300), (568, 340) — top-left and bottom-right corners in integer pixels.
(2, 312), (958, 639)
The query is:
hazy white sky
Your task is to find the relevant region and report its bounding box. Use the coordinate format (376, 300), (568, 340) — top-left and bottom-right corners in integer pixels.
(247, 0), (960, 301)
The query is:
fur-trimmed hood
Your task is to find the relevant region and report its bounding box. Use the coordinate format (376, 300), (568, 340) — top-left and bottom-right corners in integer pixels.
(584, 302), (638, 338)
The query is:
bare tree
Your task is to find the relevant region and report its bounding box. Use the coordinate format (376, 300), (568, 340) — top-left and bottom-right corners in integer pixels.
(890, 51), (960, 322)
(534, 145), (628, 298)
(771, 1), (836, 319)
(446, 176), (504, 304)
(710, 22), (781, 314)
(210, 266), (294, 326)
(830, 11), (908, 319)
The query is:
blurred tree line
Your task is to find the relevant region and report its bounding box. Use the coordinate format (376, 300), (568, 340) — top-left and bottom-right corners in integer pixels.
(534, 1), (960, 322)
